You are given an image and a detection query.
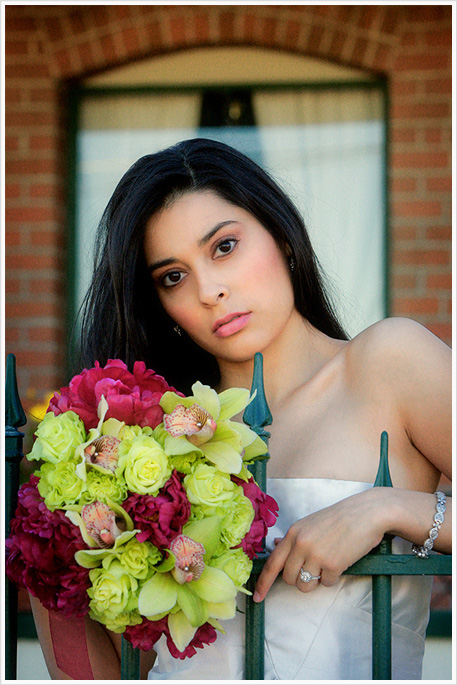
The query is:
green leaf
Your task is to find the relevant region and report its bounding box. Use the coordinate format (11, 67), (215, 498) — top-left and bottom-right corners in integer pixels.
(202, 441), (242, 474)
(191, 382), (221, 421)
(218, 388), (250, 420)
(176, 584), (209, 627)
(138, 572), (177, 617)
(183, 516), (222, 561)
(168, 610), (198, 653)
(191, 566), (237, 603)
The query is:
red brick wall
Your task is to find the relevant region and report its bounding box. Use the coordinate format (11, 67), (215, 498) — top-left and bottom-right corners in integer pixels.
(5, 4), (452, 402)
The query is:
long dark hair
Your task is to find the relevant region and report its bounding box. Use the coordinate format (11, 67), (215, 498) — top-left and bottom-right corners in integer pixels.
(77, 138), (348, 392)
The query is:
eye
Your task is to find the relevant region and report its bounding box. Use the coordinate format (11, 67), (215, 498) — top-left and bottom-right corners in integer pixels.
(161, 270), (186, 288)
(214, 238), (238, 257)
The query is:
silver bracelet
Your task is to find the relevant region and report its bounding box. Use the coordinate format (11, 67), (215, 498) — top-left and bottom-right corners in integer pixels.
(411, 491), (446, 558)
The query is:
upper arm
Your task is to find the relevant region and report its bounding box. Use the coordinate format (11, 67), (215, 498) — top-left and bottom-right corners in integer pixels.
(354, 317), (452, 479)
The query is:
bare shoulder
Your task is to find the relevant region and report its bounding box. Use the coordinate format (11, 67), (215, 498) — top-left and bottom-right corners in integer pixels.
(343, 317), (451, 476)
(344, 316), (451, 387)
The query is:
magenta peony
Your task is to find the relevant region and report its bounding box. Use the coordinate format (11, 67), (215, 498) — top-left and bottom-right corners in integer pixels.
(231, 476), (279, 559)
(48, 359), (181, 431)
(124, 616), (217, 659)
(123, 470), (191, 549)
(6, 476), (91, 617)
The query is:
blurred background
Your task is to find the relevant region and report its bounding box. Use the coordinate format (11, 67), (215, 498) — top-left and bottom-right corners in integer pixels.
(4, 3), (452, 679)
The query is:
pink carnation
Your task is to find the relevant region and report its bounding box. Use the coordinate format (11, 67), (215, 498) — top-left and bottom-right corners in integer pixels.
(48, 359), (182, 431)
(124, 617), (217, 659)
(232, 476), (279, 560)
(6, 476), (91, 618)
(123, 471), (191, 549)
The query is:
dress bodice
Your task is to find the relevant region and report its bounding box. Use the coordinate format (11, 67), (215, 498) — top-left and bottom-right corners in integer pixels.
(149, 478), (432, 680)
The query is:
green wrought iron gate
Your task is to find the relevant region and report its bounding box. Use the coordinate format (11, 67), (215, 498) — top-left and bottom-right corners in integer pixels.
(5, 353), (452, 680)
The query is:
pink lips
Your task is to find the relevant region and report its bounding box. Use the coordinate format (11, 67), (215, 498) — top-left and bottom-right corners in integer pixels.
(213, 312), (251, 338)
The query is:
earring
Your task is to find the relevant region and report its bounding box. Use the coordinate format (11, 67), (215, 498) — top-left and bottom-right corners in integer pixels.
(173, 325), (182, 336)
(288, 256), (295, 272)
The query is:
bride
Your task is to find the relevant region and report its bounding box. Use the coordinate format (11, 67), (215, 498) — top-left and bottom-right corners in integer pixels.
(29, 138), (451, 680)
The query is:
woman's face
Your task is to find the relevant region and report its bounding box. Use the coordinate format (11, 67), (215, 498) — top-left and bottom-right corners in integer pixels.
(144, 190), (297, 364)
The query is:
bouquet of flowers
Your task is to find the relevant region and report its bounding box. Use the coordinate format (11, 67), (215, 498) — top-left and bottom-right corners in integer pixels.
(6, 360), (278, 659)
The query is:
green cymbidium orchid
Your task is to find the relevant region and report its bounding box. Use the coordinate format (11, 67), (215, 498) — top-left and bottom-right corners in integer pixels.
(159, 382), (267, 475)
(75, 396), (153, 481)
(67, 498), (139, 551)
(137, 516), (238, 651)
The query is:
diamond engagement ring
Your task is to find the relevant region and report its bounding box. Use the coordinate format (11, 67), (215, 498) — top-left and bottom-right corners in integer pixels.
(299, 568), (321, 583)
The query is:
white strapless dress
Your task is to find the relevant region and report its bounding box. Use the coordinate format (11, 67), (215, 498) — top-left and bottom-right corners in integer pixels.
(148, 478), (432, 680)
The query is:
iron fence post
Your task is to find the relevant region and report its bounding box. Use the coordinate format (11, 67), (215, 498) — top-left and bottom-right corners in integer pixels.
(243, 353), (272, 680)
(121, 635), (141, 680)
(371, 431), (393, 680)
(5, 354), (27, 681)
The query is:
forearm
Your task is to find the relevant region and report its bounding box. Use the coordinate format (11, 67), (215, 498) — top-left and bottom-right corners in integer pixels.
(375, 487), (452, 554)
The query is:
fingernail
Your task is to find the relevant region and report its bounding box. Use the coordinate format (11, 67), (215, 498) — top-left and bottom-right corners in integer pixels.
(253, 591), (262, 603)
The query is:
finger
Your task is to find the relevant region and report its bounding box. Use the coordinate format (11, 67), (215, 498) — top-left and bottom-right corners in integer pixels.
(281, 542), (309, 586)
(320, 567), (341, 588)
(296, 565), (322, 593)
(273, 537), (283, 546)
(253, 538), (292, 602)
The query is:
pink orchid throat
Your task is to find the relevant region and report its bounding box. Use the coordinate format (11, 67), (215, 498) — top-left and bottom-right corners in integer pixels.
(164, 404), (217, 447)
(170, 534), (205, 584)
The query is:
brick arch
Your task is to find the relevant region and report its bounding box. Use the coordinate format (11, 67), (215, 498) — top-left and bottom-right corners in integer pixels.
(5, 3), (452, 394)
(40, 4), (402, 81)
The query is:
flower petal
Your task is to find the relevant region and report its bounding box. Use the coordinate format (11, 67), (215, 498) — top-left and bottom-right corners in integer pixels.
(176, 584), (209, 627)
(227, 420), (260, 448)
(191, 382), (221, 421)
(190, 566), (237, 603)
(168, 610), (198, 653)
(202, 441), (242, 474)
(164, 434), (202, 457)
(160, 391), (193, 415)
(242, 434), (269, 461)
(182, 516), (222, 562)
(218, 388), (251, 420)
(207, 598), (237, 620)
(138, 572), (178, 617)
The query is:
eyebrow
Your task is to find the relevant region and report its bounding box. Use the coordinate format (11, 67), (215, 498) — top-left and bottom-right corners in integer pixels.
(148, 220), (237, 273)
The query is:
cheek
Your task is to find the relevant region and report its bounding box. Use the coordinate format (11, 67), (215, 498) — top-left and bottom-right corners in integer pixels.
(158, 293), (200, 329)
(247, 245), (292, 297)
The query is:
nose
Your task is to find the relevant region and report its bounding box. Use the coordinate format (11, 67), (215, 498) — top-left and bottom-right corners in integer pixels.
(197, 272), (230, 306)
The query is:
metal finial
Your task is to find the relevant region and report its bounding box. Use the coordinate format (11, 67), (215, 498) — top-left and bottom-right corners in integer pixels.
(373, 431), (392, 488)
(243, 352), (273, 431)
(5, 354), (26, 429)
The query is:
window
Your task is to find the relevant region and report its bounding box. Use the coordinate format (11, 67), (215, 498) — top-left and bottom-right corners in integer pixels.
(70, 47), (387, 340)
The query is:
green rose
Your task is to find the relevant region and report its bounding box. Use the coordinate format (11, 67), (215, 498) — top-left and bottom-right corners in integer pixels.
(184, 464), (236, 507)
(97, 609), (143, 634)
(118, 539), (161, 580)
(169, 451), (206, 475)
(118, 424), (153, 442)
(88, 557), (139, 631)
(116, 435), (171, 495)
(28, 411), (86, 464)
(219, 489), (255, 548)
(211, 548), (253, 589)
(37, 460), (86, 510)
(78, 469), (128, 506)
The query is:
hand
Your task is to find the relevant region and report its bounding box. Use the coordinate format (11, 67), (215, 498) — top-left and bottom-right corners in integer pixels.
(253, 488), (387, 602)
